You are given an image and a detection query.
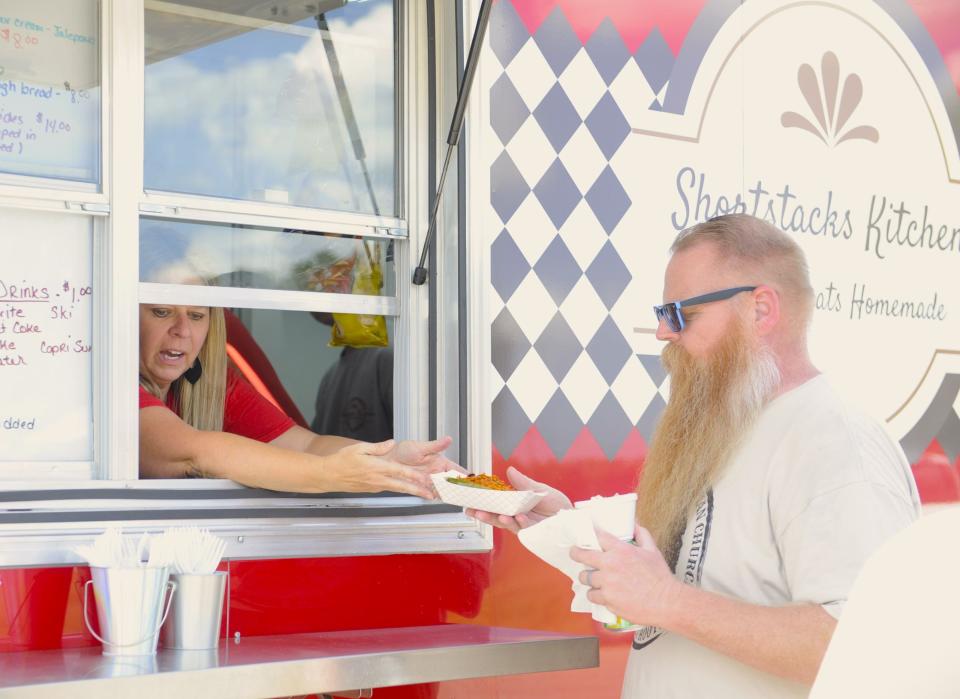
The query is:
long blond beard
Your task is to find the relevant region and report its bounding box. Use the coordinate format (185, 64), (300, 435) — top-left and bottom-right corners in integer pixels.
(637, 321), (780, 568)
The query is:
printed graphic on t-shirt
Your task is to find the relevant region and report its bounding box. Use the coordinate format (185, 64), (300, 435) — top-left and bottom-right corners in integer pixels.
(341, 396), (374, 431)
(632, 490), (714, 650)
(682, 490), (713, 586)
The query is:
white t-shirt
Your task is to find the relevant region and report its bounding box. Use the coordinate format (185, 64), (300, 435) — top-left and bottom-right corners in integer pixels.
(621, 375), (920, 699)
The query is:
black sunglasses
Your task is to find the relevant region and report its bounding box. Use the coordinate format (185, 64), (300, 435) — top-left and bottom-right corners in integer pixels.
(653, 286), (757, 332)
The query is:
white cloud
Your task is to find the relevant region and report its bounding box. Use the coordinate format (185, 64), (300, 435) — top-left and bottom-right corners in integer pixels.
(144, 2), (396, 214)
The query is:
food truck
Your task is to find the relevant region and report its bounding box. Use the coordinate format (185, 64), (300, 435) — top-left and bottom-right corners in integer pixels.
(1, 0), (958, 696)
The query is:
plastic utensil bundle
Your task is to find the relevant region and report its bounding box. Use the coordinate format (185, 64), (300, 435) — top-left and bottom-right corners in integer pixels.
(74, 527), (225, 573)
(73, 528), (153, 568)
(160, 527), (227, 575)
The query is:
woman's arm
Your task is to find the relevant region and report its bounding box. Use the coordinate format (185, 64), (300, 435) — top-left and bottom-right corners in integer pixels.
(270, 425), (464, 476)
(269, 424), (358, 455)
(139, 406), (435, 497)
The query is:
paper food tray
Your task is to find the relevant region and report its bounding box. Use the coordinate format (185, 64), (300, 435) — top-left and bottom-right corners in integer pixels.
(431, 471), (546, 516)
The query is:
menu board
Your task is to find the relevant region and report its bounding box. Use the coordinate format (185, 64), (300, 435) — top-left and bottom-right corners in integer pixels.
(0, 0), (100, 181)
(0, 208), (93, 461)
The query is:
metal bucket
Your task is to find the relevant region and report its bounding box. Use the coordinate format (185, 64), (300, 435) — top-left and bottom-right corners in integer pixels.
(164, 649), (220, 672)
(89, 654), (159, 678)
(160, 572), (227, 650)
(83, 566), (176, 656)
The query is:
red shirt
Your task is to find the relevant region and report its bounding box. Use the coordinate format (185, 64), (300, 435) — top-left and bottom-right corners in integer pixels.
(139, 370), (295, 443)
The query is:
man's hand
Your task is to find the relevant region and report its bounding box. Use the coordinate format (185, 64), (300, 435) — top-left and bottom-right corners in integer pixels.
(465, 466), (572, 534)
(571, 524), (679, 628)
(385, 436), (464, 475)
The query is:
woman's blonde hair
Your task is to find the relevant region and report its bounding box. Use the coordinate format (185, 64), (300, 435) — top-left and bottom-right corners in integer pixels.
(672, 214), (815, 332)
(139, 307), (227, 432)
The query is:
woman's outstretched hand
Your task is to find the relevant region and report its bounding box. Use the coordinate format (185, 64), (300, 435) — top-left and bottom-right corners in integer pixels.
(322, 436), (464, 499)
(386, 436), (466, 475)
(465, 466), (572, 534)
(322, 439), (436, 499)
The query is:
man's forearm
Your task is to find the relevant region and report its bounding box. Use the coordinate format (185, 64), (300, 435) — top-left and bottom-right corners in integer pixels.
(661, 584), (836, 685)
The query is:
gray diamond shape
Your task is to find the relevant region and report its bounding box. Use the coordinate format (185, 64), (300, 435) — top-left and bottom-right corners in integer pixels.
(936, 409), (960, 463)
(491, 73), (530, 145)
(490, 0), (531, 68)
(533, 159), (581, 228)
(533, 6), (580, 77)
(585, 92), (631, 160)
(636, 393), (666, 442)
(492, 307), (532, 381)
(584, 18), (630, 86)
(533, 236), (581, 305)
(585, 241), (632, 310)
(532, 83), (582, 152)
(586, 316), (632, 384)
(585, 165), (631, 234)
(493, 386), (533, 458)
(587, 391), (634, 460)
(535, 388), (583, 459)
(491, 151), (530, 223)
(534, 312), (583, 382)
(638, 354), (667, 387)
(491, 229), (530, 301)
(634, 27), (674, 94)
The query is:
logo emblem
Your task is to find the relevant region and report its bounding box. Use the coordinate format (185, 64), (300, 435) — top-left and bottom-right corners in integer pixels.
(781, 51), (879, 146)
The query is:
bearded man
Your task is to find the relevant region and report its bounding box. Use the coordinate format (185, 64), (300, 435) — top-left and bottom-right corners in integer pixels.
(468, 214), (919, 698)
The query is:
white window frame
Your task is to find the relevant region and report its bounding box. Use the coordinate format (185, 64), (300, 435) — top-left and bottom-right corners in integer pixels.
(0, 0), (493, 567)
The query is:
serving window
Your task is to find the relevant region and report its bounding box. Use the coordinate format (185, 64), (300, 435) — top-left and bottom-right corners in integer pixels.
(0, 0), (490, 567)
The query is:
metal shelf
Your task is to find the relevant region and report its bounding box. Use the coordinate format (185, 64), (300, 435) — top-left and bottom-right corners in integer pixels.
(0, 624), (599, 698)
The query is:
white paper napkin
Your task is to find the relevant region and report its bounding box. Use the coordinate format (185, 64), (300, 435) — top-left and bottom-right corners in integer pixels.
(517, 509), (617, 623)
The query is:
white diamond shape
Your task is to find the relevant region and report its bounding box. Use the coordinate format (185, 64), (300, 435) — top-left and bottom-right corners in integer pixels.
(507, 272), (557, 342)
(607, 125), (648, 191)
(557, 48), (608, 119)
(608, 59), (656, 127)
(658, 375), (671, 403)
(558, 199), (607, 270)
(505, 195), (558, 265)
(488, 360), (506, 402)
(487, 277), (509, 319)
(506, 117), (557, 188)
(560, 351), (608, 422)
(508, 350), (559, 421)
(609, 277), (644, 337)
(606, 202), (645, 256)
(610, 355), (657, 424)
(507, 39), (558, 111)
(558, 124), (607, 194)
(559, 276), (607, 346)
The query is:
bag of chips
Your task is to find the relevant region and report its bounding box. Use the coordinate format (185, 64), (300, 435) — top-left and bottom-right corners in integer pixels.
(330, 240), (389, 348)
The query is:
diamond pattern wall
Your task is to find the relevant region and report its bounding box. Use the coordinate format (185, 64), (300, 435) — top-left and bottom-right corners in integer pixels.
(489, 1), (679, 462)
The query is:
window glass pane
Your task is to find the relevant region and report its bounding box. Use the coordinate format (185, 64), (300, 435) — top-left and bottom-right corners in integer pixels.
(0, 208), (93, 462)
(140, 218), (395, 297)
(0, 0), (101, 182)
(137, 304), (394, 486)
(229, 308), (393, 440)
(144, 0), (396, 216)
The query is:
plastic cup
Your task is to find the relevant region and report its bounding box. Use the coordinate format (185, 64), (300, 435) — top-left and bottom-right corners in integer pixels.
(574, 493), (642, 632)
(574, 493), (638, 540)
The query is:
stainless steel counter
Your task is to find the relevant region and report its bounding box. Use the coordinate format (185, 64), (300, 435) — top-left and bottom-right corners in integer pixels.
(0, 624), (599, 698)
